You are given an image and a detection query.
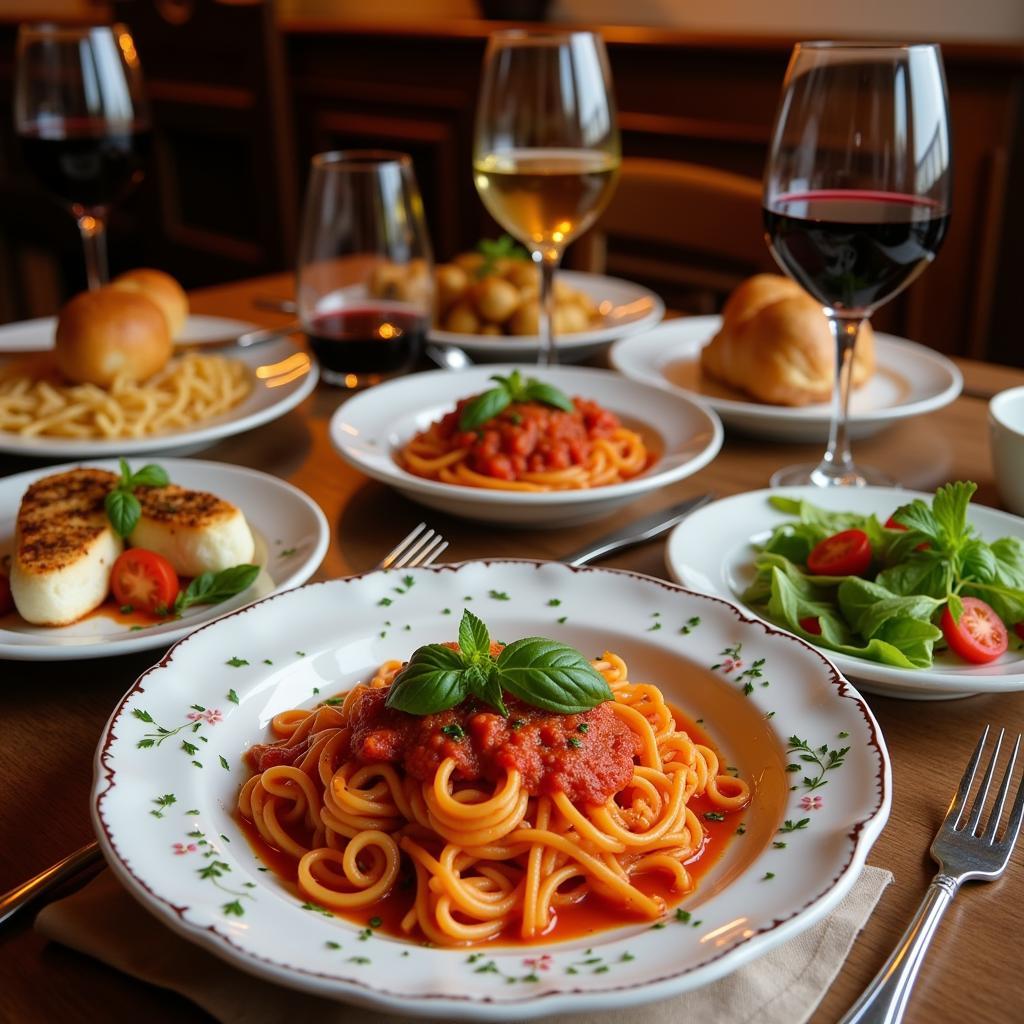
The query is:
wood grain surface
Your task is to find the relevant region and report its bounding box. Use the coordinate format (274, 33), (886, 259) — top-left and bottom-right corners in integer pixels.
(1, 273), (1023, 1024)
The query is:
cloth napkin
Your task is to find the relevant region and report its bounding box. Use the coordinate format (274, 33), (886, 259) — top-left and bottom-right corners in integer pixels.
(36, 865), (891, 1024)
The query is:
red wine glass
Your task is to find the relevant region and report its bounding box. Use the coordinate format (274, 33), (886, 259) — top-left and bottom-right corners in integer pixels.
(763, 42), (951, 487)
(296, 151), (433, 389)
(14, 23), (149, 291)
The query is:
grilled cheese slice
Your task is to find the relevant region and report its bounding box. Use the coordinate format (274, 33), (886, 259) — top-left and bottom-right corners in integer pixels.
(10, 468), (123, 626)
(130, 484), (254, 577)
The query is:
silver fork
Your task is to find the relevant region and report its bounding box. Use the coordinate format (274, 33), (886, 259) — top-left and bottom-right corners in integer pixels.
(840, 725), (1024, 1024)
(0, 524), (449, 927)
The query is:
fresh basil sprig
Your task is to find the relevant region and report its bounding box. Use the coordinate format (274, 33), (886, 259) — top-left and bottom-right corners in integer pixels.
(458, 370), (575, 432)
(385, 609), (611, 717)
(476, 234), (529, 279)
(164, 563), (260, 617)
(105, 458), (170, 537)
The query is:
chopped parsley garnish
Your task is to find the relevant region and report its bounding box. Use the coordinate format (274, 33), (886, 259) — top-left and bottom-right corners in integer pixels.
(576, 722), (589, 733)
(567, 736), (583, 749)
(441, 723), (466, 741)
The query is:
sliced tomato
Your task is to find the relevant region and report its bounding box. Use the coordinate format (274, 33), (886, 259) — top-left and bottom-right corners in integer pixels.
(111, 549), (180, 615)
(807, 529), (873, 577)
(940, 597), (1007, 664)
(798, 616), (822, 635)
(0, 573), (13, 616)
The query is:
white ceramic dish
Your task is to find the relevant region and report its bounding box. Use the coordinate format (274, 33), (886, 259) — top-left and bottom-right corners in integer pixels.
(989, 385), (1024, 517)
(430, 271), (665, 363)
(665, 486), (1024, 700)
(328, 365), (722, 526)
(0, 314), (318, 457)
(92, 560), (889, 1019)
(0, 458), (329, 660)
(609, 316), (963, 443)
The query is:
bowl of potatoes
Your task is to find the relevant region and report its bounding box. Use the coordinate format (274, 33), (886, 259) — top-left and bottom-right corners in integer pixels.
(369, 240), (664, 363)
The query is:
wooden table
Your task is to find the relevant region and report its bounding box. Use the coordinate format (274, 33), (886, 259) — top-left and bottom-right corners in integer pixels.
(2, 273), (1023, 1024)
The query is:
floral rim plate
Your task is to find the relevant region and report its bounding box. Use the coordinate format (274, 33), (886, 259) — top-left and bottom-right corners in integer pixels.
(609, 316), (962, 443)
(328, 365), (723, 527)
(0, 315), (318, 457)
(430, 271), (665, 363)
(0, 458), (329, 660)
(665, 486), (1024, 700)
(92, 561), (889, 1019)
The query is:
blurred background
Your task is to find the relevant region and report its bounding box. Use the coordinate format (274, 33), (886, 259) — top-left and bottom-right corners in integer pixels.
(1, 0), (1021, 363)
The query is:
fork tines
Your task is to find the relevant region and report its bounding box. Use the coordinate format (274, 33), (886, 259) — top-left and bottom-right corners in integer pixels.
(378, 523), (449, 571)
(948, 725), (1024, 846)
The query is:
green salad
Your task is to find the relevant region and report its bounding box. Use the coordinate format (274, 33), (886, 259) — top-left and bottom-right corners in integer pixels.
(741, 482), (1024, 669)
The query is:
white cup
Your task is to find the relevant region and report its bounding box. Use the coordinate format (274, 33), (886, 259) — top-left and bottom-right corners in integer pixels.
(989, 385), (1024, 515)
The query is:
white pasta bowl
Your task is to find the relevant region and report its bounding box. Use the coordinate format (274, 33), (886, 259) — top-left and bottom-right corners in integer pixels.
(328, 365), (723, 526)
(93, 560), (890, 1019)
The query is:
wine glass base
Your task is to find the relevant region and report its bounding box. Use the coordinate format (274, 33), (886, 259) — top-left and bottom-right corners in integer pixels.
(769, 462), (895, 488)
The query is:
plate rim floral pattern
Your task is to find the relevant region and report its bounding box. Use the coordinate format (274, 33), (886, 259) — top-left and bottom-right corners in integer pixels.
(91, 561), (890, 1018)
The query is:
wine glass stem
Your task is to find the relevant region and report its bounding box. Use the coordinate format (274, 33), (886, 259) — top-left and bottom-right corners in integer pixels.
(74, 206), (109, 290)
(533, 248), (560, 368)
(818, 316), (863, 482)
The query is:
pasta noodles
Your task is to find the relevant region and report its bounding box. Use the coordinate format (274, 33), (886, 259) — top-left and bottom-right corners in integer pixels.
(238, 651), (750, 946)
(0, 352), (250, 440)
(399, 395), (649, 492)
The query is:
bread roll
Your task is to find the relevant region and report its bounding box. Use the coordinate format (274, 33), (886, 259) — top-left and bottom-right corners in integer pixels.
(55, 287), (173, 387)
(700, 275), (875, 406)
(111, 268), (189, 339)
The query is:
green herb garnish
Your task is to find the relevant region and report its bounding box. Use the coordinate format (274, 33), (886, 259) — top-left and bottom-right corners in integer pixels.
(173, 564), (260, 615)
(441, 723), (466, 741)
(104, 458), (170, 536)
(458, 370), (574, 432)
(385, 609), (611, 717)
(475, 234), (529, 279)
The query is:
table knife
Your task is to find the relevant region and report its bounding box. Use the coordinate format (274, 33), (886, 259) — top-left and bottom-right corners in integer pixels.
(561, 493), (713, 567)
(177, 320), (301, 351)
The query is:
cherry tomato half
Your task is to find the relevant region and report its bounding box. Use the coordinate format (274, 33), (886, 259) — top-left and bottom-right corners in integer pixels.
(798, 616), (822, 635)
(111, 549), (180, 615)
(0, 572), (13, 616)
(940, 597), (1008, 665)
(806, 529), (873, 577)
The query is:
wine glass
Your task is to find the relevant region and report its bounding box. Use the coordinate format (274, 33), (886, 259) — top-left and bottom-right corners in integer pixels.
(14, 23), (149, 291)
(473, 30), (620, 367)
(297, 150), (433, 389)
(763, 42), (951, 487)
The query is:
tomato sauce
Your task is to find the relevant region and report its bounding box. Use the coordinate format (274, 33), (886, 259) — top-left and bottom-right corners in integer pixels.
(439, 397), (621, 481)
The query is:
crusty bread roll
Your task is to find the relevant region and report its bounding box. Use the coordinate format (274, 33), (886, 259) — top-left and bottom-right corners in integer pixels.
(701, 274), (875, 406)
(111, 268), (189, 339)
(55, 287), (172, 387)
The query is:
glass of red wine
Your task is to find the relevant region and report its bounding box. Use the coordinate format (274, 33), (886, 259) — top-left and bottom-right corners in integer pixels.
(14, 23), (149, 291)
(763, 42), (951, 487)
(297, 151), (433, 388)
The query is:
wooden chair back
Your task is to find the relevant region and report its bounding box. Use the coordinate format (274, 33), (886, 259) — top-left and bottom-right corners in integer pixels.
(570, 157), (777, 314)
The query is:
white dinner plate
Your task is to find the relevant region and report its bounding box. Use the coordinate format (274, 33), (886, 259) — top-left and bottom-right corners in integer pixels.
(430, 271), (665, 363)
(0, 458), (329, 660)
(328, 365), (722, 526)
(93, 561), (889, 1019)
(610, 316), (963, 443)
(665, 486), (1024, 699)
(0, 314), (318, 457)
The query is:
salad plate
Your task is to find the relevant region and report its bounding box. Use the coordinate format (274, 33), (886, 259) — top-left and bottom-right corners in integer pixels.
(0, 316), (317, 458)
(329, 365), (722, 527)
(665, 486), (1024, 699)
(0, 458), (329, 660)
(93, 561), (889, 1019)
(430, 271), (665, 363)
(609, 316), (962, 443)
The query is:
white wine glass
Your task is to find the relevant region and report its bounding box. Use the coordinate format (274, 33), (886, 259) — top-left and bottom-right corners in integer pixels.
(473, 30), (620, 366)
(763, 42), (951, 487)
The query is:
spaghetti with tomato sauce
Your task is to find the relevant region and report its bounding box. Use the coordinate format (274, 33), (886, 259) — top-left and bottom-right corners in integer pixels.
(399, 396), (650, 491)
(237, 647), (750, 946)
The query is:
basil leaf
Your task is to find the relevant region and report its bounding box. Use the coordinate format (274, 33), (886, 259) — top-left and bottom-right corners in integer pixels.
(836, 578), (944, 640)
(129, 463), (170, 489)
(465, 664), (508, 716)
(386, 644), (469, 714)
(118, 457), (133, 487)
(105, 489), (141, 537)
(458, 608), (490, 662)
(522, 380), (574, 412)
(958, 538), (997, 583)
(932, 481), (976, 548)
(495, 637), (612, 713)
(875, 552), (951, 599)
(892, 500), (941, 544)
(174, 564), (259, 613)
(458, 386), (511, 431)
(946, 592), (965, 623)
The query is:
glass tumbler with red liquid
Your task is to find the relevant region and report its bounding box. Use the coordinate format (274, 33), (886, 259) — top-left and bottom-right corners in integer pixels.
(297, 151), (433, 388)
(763, 42), (952, 487)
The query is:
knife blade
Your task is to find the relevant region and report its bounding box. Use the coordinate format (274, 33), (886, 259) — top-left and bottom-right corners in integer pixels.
(561, 493), (714, 567)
